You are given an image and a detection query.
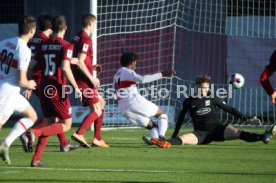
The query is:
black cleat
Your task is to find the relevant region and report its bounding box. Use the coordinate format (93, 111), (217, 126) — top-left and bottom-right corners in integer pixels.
(262, 125), (276, 144)
(60, 143), (80, 152)
(142, 135), (153, 145)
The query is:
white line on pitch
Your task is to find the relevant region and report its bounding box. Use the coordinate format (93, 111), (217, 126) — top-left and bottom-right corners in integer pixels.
(0, 170), (20, 174)
(0, 166), (187, 174)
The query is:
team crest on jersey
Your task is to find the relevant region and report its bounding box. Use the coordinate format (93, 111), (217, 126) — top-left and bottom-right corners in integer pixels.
(82, 44), (89, 52)
(67, 50), (73, 58)
(205, 100), (210, 106)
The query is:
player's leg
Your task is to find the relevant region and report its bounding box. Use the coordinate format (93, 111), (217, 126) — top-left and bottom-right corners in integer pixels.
(71, 99), (101, 148)
(92, 96), (109, 147)
(0, 94), (37, 164)
(223, 124), (269, 143)
(31, 117), (73, 167)
(153, 108), (168, 140)
(171, 133), (199, 145)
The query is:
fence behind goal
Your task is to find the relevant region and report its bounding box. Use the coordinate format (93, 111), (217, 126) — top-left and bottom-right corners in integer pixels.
(71, 0), (276, 127)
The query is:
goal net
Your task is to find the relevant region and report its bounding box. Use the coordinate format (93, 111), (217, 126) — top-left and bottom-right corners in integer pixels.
(84, 0), (276, 127)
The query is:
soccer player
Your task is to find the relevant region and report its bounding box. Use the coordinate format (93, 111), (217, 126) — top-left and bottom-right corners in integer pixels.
(20, 15), (79, 153)
(0, 16), (37, 164)
(260, 50), (276, 104)
(113, 52), (175, 147)
(30, 16), (82, 167)
(166, 75), (276, 147)
(71, 14), (108, 148)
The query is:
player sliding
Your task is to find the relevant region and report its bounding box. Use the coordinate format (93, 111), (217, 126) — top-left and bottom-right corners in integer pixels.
(113, 52), (175, 148)
(162, 75), (275, 147)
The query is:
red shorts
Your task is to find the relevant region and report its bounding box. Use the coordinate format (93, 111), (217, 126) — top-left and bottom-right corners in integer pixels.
(81, 87), (100, 107)
(40, 88), (72, 119)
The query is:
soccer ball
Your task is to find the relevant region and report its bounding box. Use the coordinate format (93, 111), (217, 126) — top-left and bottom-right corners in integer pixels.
(229, 73), (245, 89)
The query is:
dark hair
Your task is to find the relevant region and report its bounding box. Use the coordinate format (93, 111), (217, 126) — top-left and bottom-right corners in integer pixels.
(120, 52), (138, 67)
(52, 16), (67, 33)
(195, 75), (211, 85)
(38, 15), (52, 31)
(82, 13), (96, 27)
(18, 16), (36, 36)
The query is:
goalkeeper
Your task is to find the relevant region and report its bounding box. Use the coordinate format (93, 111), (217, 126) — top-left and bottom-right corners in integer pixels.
(167, 75), (276, 146)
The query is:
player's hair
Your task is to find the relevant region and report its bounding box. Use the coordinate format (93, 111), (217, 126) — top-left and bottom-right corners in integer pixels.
(38, 15), (52, 31)
(82, 13), (96, 27)
(195, 75), (211, 85)
(120, 52), (139, 67)
(52, 15), (67, 33)
(18, 16), (36, 36)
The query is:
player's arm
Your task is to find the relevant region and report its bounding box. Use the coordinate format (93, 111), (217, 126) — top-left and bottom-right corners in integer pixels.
(213, 97), (261, 124)
(77, 53), (100, 88)
(260, 62), (276, 104)
(18, 48), (36, 90)
(131, 70), (175, 84)
(171, 98), (190, 138)
(62, 59), (82, 100)
(18, 70), (36, 90)
(26, 59), (38, 80)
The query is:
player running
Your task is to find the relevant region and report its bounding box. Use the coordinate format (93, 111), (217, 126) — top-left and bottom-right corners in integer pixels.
(20, 15), (79, 153)
(30, 16), (82, 167)
(0, 16), (37, 164)
(113, 52), (175, 147)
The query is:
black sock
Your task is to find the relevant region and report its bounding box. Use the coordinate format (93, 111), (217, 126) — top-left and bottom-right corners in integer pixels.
(239, 131), (263, 142)
(168, 137), (183, 145)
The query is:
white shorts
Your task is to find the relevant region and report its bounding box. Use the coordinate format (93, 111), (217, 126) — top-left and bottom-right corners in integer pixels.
(120, 96), (159, 127)
(0, 92), (30, 125)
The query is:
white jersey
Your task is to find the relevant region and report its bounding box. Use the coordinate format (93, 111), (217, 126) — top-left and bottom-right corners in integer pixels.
(113, 67), (162, 112)
(0, 37), (31, 94)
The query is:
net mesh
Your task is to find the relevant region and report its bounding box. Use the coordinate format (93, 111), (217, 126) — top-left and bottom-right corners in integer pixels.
(95, 0), (276, 127)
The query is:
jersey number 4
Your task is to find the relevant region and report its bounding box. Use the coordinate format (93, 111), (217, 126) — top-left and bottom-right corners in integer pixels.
(44, 54), (56, 76)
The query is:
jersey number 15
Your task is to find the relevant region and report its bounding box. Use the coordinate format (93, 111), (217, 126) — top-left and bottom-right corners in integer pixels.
(44, 54), (56, 76)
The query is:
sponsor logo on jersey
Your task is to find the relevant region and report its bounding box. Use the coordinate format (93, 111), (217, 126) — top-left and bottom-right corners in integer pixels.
(205, 100), (210, 106)
(83, 44), (89, 52)
(196, 108), (211, 115)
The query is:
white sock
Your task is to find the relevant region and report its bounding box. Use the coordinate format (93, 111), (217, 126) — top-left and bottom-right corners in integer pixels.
(150, 127), (159, 138)
(4, 118), (34, 147)
(157, 114), (168, 137)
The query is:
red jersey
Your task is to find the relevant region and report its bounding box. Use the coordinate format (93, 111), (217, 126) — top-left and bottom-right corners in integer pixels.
(260, 50), (276, 96)
(28, 32), (49, 86)
(71, 30), (94, 88)
(38, 37), (73, 92)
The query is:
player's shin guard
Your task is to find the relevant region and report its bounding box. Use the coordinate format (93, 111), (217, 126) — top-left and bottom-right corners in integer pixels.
(33, 136), (48, 161)
(157, 114), (168, 138)
(4, 118), (34, 147)
(94, 110), (104, 141)
(239, 131), (263, 142)
(150, 127), (159, 138)
(76, 111), (98, 135)
(57, 133), (69, 147)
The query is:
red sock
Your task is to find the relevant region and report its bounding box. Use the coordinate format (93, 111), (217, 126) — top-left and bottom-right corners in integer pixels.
(94, 110), (104, 140)
(32, 119), (46, 130)
(76, 111), (98, 135)
(33, 136), (48, 161)
(57, 133), (69, 147)
(34, 123), (64, 137)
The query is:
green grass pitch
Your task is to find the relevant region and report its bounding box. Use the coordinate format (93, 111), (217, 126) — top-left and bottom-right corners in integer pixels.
(0, 127), (275, 183)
